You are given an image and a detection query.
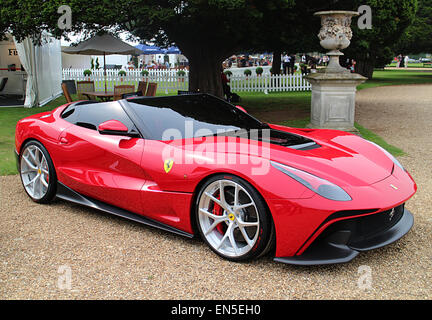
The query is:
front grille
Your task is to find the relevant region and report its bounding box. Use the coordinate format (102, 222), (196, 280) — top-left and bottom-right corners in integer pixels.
(320, 204), (405, 245)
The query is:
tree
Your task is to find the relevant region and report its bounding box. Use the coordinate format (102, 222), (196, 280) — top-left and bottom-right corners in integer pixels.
(246, 0), (303, 75)
(252, 0), (330, 74)
(394, 0), (432, 55)
(339, 0), (418, 78)
(1, 0), (295, 97)
(125, 0), (296, 96)
(245, 0), (418, 79)
(0, 0), (418, 91)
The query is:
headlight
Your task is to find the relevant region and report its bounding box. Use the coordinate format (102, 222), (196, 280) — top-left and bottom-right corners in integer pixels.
(367, 141), (404, 171)
(271, 161), (352, 201)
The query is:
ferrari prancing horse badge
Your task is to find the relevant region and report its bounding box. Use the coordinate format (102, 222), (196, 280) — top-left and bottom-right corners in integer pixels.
(164, 159), (174, 173)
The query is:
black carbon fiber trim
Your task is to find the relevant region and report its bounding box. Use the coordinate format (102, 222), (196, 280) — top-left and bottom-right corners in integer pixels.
(275, 209), (413, 265)
(294, 208), (379, 255)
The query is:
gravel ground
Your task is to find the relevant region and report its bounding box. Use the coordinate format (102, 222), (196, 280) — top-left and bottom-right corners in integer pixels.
(1, 84), (431, 299)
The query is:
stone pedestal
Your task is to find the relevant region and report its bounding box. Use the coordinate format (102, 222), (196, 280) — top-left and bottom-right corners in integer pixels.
(306, 72), (366, 132)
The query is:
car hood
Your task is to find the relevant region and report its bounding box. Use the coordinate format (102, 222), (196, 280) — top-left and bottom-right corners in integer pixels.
(264, 126), (394, 187)
(177, 125), (394, 187)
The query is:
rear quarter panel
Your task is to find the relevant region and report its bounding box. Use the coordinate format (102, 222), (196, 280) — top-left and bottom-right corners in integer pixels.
(15, 104), (71, 165)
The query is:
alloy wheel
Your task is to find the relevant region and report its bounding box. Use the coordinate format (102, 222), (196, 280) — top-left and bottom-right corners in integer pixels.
(198, 179), (260, 258)
(20, 145), (50, 200)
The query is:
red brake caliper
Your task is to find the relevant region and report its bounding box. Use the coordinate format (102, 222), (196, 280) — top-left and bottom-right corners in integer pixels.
(211, 191), (225, 234)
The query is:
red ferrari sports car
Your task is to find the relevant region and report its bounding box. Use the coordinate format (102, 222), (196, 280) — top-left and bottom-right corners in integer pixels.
(15, 93), (416, 265)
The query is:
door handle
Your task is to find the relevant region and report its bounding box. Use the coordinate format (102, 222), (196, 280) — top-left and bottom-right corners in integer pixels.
(59, 137), (69, 144)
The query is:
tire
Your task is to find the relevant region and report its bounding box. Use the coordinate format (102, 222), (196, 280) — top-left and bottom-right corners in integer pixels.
(19, 140), (57, 203)
(195, 174), (274, 262)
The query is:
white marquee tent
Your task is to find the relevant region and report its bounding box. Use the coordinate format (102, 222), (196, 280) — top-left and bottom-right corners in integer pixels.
(0, 33), (62, 107)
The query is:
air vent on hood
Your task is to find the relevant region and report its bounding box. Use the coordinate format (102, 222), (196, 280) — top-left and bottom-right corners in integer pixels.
(262, 129), (320, 150)
(225, 128), (320, 150)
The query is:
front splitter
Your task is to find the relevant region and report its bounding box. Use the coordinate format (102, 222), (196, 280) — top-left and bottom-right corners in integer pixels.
(274, 209), (414, 266)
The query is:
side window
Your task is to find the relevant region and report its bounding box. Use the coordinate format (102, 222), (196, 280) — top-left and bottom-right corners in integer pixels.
(61, 105), (78, 124)
(63, 102), (135, 131)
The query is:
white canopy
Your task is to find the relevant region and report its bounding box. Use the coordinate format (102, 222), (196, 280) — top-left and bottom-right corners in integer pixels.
(3, 33), (63, 108)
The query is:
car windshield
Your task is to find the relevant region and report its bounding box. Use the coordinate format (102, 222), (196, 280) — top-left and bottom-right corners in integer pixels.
(126, 94), (266, 140)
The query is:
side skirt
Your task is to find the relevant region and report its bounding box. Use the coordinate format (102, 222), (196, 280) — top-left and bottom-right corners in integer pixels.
(56, 182), (194, 238)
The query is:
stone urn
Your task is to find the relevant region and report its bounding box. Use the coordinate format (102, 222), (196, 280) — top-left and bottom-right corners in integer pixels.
(315, 11), (359, 73)
(305, 10), (367, 133)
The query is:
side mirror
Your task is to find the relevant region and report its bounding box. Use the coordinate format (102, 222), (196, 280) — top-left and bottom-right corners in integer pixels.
(98, 120), (139, 137)
(235, 105), (247, 113)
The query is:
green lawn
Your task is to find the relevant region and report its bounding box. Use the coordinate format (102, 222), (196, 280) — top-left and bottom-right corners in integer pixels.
(1, 69), (430, 175)
(387, 62), (431, 68)
(236, 91), (311, 112)
(358, 69), (432, 90)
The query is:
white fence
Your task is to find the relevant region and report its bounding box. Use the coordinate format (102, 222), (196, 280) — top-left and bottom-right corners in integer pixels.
(62, 69), (311, 93)
(229, 73), (311, 92)
(62, 68), (189, 93)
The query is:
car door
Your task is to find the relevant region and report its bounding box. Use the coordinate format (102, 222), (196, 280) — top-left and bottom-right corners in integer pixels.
(56, 101), (148, 215)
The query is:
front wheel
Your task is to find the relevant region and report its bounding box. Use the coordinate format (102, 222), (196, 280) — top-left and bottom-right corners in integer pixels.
(195, 175), (274, 262)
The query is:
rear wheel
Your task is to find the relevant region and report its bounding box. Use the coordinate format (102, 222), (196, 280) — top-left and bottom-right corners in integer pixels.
(19, 140), (57, 203)
(196, 175), (274, 261)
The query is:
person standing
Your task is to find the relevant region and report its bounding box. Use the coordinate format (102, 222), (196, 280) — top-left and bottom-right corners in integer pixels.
(351, 59), (356, 73)
(396, 54), (402, 68)
(221, 68), (232, 101)
(301, 54), (307, 64)
(289, 54), (296, 75)
(282, 53), (291, 75)
(300, 54), (308, 74)
(400, 55), (405, 68)
(323, 55), (329, 66)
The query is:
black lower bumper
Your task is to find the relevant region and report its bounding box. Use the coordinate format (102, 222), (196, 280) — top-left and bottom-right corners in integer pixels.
(274, 208), (414, 266)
